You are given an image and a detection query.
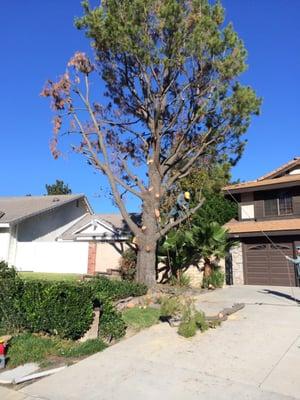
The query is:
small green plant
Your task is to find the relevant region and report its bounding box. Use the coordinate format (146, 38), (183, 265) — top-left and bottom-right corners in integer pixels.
(202, 268), (224, 289)
(169, 272), (190, 287)
(160, 296), (209, 338)
(160, 296), (182, 318)
(119, 248), (137, 281)
(194, 311), (209, 332)
(178, 320), (197, 338)
(122, 307), (161, 331)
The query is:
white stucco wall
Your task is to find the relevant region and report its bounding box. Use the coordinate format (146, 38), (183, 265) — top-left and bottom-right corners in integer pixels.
(17, 200), (87, 242)
(15, 241), (89, 274)
(0, 228), (10, 262)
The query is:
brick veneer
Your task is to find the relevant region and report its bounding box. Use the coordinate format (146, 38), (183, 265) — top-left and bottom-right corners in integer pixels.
(87, 242), (97, 275)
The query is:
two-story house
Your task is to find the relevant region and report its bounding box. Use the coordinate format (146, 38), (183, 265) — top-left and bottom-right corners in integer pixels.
(224, 157), (300, 287)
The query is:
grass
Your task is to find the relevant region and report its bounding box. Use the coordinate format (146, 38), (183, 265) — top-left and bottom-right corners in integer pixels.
(18, 272), (82, 282)
(122, 307), (161, 331)
(6, 333), (107, 368)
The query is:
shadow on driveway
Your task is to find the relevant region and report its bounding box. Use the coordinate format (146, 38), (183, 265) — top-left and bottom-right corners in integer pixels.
(259, 288), (300, 305)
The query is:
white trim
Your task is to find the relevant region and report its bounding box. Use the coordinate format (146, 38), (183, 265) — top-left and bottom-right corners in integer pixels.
(73, 219), (116, 235)
(75, 235), (129, 242)
(0, 223), (9, 228)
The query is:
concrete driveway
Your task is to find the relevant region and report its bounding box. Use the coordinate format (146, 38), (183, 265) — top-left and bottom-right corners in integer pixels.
(15, 286), (300, 400)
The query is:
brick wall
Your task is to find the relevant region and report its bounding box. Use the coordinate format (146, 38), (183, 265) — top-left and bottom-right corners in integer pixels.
(87, 242), (97, 275)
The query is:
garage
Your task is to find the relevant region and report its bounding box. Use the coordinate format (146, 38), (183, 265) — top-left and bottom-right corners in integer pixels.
(243, 239), (297, 286)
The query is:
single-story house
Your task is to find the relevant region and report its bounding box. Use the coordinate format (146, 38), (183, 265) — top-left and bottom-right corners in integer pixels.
(224, 157), (300, 287)
(58, 213), (133, 274)
(0, 195), (131, 275)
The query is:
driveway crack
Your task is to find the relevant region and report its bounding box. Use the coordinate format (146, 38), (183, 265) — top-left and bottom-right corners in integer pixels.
(258, 332), (300, 388)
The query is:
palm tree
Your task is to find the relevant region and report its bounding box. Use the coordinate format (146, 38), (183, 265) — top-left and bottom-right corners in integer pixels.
(193, 222), (231, 277)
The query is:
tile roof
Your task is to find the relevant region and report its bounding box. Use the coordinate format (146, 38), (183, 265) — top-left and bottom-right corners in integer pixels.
(224, 174), (300, 193)
(257, 157), (300, 181)
(224, 218), (300, 235)
(0, 195), (86, 224)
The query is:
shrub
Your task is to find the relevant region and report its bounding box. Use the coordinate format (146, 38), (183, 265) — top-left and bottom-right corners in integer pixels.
(202, 268), (224, 289)
(119, 248), (137, 281)
(88, 276), (147, 301)
(98, 297), (126, 340)
(160, 296), (182, 318)
(87, 277), (147, 340)
(169, 272), (190, 287)
(178, 320), (197, 338)
(0, 262), (24, 333)
(0, 264), (146, 341)
(20, 280), (94, 340)
(194, 311), (209, 332)
(159, 295), (209, 338)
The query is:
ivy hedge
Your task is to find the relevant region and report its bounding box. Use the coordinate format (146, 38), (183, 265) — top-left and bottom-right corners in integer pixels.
(0, 262), (147, 340)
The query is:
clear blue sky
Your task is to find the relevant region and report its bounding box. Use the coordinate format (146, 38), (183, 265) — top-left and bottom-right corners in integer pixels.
(1, 1), (299, 212)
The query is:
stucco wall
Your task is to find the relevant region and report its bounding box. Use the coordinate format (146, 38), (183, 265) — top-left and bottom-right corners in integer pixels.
(230, 243), (244, 285)
(185, 262), (204, 287)
(0, 228), (10, 262)
(95, 242), (127, 273)
(15, 241), (89, 274)
(17, 200), (87, 242)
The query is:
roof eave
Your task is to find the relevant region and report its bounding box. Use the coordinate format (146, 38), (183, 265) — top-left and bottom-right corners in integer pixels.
(224, 179), (300, 194)
(228, 229), (300, 238)
(6, 195), (86, 225)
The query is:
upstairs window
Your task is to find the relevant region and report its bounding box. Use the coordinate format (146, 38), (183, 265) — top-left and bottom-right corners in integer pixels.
(264, 198), (278, 217)
(264, 193), (293, 217)
(278, 193), (293, 215)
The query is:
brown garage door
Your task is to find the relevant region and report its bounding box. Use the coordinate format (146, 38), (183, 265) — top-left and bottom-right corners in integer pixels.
(244, 240), (296, 286)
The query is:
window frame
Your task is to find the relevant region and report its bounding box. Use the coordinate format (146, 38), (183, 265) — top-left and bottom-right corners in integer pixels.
(264, 192), (293, 217)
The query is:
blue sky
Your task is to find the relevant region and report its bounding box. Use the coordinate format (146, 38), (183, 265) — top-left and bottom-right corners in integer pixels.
(1, 1), (299, 213)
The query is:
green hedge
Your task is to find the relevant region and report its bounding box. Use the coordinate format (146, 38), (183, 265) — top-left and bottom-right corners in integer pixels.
(0, 261), (24, 333)
(86, 277), (147, 340)
(88, 276), (147, 300)
(0, 263), (147, 341)
(20, 280), (94, 339)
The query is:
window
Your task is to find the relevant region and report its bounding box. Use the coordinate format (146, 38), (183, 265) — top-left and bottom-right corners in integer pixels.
(278, 193), (293, 215)
(264, 193), (293, 217)
(241, 204), (254, 220)
(264, 198), (278, 217)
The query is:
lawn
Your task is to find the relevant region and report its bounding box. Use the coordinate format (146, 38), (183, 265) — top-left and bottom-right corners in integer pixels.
(18, 272), (82, 281)
(6, 333), (107, 368)
(122, 307), (161, 331)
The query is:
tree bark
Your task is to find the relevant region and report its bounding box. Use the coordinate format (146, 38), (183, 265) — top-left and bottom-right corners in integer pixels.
(136, 245), (157, 287)
(204, 258), (212, 278)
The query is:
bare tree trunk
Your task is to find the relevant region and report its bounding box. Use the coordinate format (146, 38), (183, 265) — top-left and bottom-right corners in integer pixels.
(135, 191), (159, 286)
(204, 258), (212, 278)
(136, 245), (157, 286)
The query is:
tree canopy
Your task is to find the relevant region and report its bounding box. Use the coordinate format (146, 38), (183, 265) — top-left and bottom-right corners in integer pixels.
(45, 180), (72, 195)
(41, 0), (260, 285)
